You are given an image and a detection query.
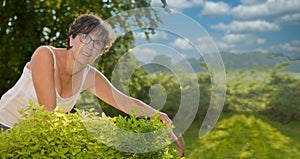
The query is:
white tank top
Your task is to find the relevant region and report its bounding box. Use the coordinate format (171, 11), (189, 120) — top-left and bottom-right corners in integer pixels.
(0, 46), (90, 127)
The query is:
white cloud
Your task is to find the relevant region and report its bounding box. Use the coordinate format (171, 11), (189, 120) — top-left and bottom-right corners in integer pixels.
(170, 36), (221, 55)
(131, 47), (159, 63)
(270, 40), (300, 54)
(200, 1), (231, 16)
(217, 41), (235, 51)
(195, 0), (300, 39)
(211, 20), (280, 33)
(132, 45), (190, 64)
(275, 13), (300, 25)
(256, 38), (266, 45)
(171, 38), (193, 50)
(135, 30), (168, 40)
(192, 34), (265, 54)
(232, 0), (300, 20)
(194, 36), (219, 54)
(222, 33), (250, 43)
(151, 0), (204, 10)
(213, 33), (267, 53)
(240, 0), (267, 5)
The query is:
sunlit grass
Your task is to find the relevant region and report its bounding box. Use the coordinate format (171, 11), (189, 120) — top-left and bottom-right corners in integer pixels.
(183, 113), (300, 158)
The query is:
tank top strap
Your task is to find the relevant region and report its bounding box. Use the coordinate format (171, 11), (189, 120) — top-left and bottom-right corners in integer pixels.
(44, 45), (88, 93)
(44, 46), (56, 70)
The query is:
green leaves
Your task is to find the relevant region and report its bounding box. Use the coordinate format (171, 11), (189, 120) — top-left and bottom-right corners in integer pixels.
(0, 0), (165, 96)
(79, 108), (174, 157)
(224, 67), (300, 124)
(0, 102), (181, 158)
(264, 67), (300, 123)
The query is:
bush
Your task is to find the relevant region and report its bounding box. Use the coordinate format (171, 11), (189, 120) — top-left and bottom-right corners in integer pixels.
(224, 71), (269, 113)
(0, 101), (182, 159)
(224, 67), (300, 124)
(264, 71), (300, 124)
(189, 114), (300, 159)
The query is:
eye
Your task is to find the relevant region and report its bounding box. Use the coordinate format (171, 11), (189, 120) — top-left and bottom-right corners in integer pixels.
(95, 41), (103, 46)
(94, 41), (104, 49)
(83, 34), (88, 38)
(80, 34), (90, 44)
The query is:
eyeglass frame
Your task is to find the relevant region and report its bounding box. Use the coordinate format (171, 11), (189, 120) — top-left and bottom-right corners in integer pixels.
(78, 33), (105, 51)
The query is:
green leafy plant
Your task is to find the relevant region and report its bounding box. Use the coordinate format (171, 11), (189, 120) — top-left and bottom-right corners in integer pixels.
(263, 63), (300, 123)
(224, 70), (270, 113)
(224, 65), (300, 124)
(0, 101), (182, 159)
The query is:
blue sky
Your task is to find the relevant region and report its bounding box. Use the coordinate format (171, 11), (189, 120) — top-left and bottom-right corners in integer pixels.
(142, 0), (300, 60)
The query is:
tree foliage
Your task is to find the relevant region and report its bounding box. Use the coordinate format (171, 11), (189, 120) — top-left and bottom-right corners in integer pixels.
(0, 0), (163, 95)
(263, 63), (300, 123)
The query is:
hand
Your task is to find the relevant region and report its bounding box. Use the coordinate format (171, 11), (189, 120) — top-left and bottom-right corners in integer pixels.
(157, 112), (172, 127)
(157, 112), (185, 157)
(175, 135), (185, 157)
(169, 132), (185, 157)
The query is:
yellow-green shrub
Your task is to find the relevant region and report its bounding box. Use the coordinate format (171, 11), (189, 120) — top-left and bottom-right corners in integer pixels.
(0, 101), (181, 159)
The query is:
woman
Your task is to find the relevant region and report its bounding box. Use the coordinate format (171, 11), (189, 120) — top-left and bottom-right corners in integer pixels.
(0, 14), (184, 156)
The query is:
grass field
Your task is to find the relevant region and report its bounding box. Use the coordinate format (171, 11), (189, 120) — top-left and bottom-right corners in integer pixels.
(182, 113), (300, 158)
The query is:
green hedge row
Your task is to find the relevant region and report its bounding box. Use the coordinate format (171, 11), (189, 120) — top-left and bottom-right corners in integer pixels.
(100, 63), (300, 124)
(225, 63), (300, 123)
(0, 101), (182, 159)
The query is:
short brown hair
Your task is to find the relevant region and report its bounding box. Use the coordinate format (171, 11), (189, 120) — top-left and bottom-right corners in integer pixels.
(67, 14), (116, 51)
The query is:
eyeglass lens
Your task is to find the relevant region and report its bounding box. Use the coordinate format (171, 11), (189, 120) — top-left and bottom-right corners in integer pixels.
(80, 34), (104, 50)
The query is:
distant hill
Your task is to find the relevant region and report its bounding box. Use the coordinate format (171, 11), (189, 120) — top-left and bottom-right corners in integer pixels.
(219, 51), (300, 72)
(140, 51), (300, 73)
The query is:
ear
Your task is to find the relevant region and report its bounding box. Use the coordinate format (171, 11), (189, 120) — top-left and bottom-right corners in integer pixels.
(69, 35), (74, 47)
(103, 46), (110, 53)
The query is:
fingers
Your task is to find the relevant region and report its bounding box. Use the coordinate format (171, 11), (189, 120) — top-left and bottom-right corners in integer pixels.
(158, 112), (172, 127)
(168, 131), (178, 141)
(169, 132), (185, 157)
(175, 136), (185, 157)
(151, 112), (184, 157)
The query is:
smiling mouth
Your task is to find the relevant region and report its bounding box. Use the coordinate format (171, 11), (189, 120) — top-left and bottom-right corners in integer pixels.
(81, 52), (91, 57)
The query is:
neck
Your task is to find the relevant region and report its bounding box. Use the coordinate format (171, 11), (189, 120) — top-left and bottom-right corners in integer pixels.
(64, 49), (87, 76)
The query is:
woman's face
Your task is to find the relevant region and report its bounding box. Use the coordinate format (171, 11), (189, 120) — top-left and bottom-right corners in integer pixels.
(72, 30), (105, 65)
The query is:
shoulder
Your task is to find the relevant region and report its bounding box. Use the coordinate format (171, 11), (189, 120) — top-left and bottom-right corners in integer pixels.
(29, 45), (56, 69)
(31, 45), (51, 58)
(84, 66), (111, 89)
(32, 45), (55, 57)
(31, 45), (58, 60)
(86, 66), (105, 78)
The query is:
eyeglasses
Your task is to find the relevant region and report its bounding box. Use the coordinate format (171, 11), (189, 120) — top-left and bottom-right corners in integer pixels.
(79, 33), (104, 50)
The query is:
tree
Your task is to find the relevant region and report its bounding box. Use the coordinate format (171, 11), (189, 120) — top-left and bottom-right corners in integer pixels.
(0, 0), (165, 96)
(151, 54), (173, 73)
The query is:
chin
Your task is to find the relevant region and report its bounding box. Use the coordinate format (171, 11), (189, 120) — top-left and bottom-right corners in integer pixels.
(75, 59), (89, 66)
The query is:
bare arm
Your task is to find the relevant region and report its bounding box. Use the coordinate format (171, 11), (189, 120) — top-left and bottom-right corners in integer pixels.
(29, 46), (56, 111)
(87, 67), (158, 117)
(86, 67), (184, 156)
